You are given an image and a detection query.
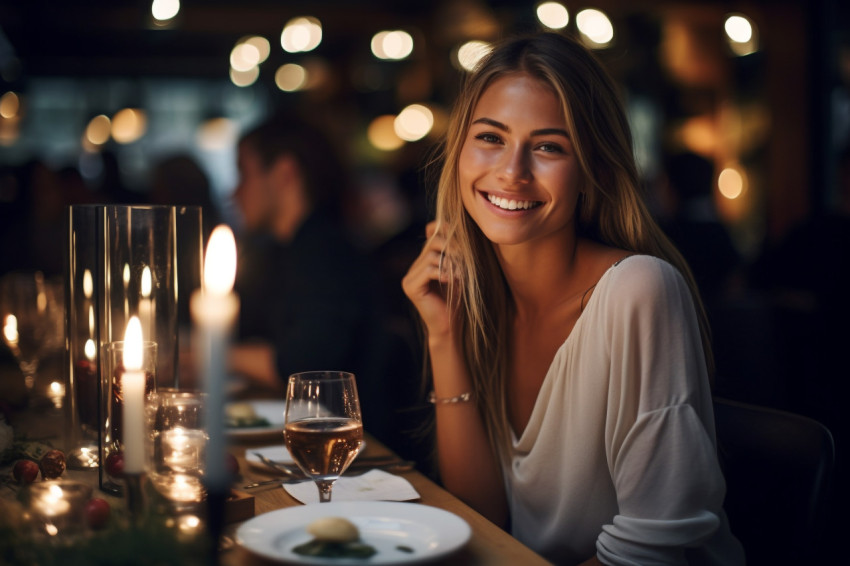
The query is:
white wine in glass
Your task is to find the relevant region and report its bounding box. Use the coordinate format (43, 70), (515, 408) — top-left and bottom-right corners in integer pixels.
(284, 371), (363, 503)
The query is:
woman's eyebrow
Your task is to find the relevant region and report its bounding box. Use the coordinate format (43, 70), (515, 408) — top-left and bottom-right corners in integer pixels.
(472, 117), (509, 131)
(531, 127), (570, 138)
(471, 118), (569, 139)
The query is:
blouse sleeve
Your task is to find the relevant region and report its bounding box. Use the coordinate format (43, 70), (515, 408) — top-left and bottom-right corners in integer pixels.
(595, 257), (726, 565)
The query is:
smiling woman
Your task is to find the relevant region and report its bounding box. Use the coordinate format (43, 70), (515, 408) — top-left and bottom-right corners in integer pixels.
(401, 32), (745, 566)
(458, 73), (581, 247)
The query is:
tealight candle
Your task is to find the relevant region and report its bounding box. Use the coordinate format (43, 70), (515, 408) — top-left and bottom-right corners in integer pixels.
(191, 225), (239, 491)
(162, 427), (206, 472)
(122, 316), (146, 474)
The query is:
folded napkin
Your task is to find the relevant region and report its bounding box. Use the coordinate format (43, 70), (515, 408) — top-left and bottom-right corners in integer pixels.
(284, 469), (420, 504)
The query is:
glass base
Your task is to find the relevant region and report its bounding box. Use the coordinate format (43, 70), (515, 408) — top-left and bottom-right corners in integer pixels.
(67, 445), (99, 469)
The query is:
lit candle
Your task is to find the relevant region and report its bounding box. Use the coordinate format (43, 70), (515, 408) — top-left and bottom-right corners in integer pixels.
(162, 427), (206, 472)
(122, 316), (146, 474)
(33, 483), (71, 519)
(139, 266), (153, 341)
(190, 225), (239, 490)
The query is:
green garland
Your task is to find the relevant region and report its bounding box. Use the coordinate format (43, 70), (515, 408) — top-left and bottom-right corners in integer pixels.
(0, 503), (212, 566)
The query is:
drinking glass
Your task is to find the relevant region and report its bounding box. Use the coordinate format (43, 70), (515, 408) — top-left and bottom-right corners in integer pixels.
(0, 271), (61, 400)
(284, 371), (363, 503)
(146, 389), (208, 512)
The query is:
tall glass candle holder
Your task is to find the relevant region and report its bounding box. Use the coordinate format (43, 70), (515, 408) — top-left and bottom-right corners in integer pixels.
(64, 205), (203, 493)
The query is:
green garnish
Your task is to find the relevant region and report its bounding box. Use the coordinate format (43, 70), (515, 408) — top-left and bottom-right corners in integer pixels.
(292, 540), (377, 558)
(225, 416), (271, 428)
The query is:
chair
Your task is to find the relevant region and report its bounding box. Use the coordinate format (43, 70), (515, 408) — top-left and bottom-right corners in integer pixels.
(713, 397), (835, 565)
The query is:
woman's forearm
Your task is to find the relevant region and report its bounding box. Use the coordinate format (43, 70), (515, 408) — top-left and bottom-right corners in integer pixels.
(428, 332), (508, 526)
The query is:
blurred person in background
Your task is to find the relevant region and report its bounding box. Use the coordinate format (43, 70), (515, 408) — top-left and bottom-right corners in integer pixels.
(149, 153), (223, 239)
(227, 112), (399, 450)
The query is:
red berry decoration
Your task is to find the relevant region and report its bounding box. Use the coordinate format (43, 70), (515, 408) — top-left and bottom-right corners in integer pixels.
(39, 449), (67, 479)
(105, 450), (125, 478)
(85, 497), (111, 529)
(13, 459), (39, 483)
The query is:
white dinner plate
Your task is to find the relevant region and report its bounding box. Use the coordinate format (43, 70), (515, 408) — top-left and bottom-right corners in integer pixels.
(226, 400), (286, 439)
(246, 441), (367, 468)
(235, 501), (471, 564)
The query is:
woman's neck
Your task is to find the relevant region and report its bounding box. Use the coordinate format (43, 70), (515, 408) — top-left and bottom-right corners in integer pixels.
(495, 232), (582, 317)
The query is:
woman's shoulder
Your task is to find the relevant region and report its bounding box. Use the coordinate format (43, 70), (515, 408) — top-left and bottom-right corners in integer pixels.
(599, 254), (689, 303)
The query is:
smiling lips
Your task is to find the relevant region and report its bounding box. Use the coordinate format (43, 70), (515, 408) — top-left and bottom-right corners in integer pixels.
(486, 193), (542, 211)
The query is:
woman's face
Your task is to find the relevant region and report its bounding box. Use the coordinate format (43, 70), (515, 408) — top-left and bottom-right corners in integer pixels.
(458, 73), (583, 248)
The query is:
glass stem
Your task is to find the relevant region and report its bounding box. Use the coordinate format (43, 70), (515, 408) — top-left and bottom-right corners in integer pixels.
(316, 480), (334, 503)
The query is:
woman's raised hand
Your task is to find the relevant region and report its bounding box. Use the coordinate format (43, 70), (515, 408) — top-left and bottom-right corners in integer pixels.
(401, 221), (459, 340)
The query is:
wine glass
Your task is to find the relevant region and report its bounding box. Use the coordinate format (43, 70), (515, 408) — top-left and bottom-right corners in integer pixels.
(0, 271), (59, 399)
(284, 371), (363, 503)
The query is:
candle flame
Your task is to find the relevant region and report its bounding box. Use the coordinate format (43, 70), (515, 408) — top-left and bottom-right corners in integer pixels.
(141, 266), (152, 298)
(83, 269), (93, 299)
(85, 338), (96, 361)
(3, 314), (18, 344)
(203, 225), (237, 297)
(123, 316), (143, 370)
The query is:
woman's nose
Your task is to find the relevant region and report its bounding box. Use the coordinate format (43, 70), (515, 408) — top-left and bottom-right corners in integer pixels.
(498, 147), (531, 185)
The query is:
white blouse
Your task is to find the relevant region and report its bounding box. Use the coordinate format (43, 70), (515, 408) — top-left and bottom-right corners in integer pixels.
(505, 255), (745, 565)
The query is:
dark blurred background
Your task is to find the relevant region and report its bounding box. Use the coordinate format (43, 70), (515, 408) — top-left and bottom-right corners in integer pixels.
(1, 0), (849, 549)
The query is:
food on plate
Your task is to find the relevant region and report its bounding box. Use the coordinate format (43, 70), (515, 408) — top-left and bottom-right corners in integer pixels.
(225, 402), (271, 428)
(293, 516), (377, 558)
(308, 516), (360, 543)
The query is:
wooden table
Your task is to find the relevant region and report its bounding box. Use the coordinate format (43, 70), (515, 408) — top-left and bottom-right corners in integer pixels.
(0, 360), (549, 565)
(223, 433), (549, 565)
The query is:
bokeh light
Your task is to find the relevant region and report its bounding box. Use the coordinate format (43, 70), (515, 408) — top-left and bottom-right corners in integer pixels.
(230, 66), (260, 87)
(718, 166), (746, 199)
(196, 117), (237, 151)
(281, 17), (322, 53)
(0, 91), (20, 119)
(576, 9), (614, 46)
(242, 36), (270, 63)
(371, 31), (414, 60)
(85, 114), (112, 146)
(151, 0), (180, 22)
(275, 64), (308, 92)
(230, 42), (260, 72)
(454, 41), (492, 72)
(394, 104), (434, 142)
(537, 2), (569, 30)
(111, 108), (147, 144)
(368, 115), (405, 151)
(724, 13), (759, 56)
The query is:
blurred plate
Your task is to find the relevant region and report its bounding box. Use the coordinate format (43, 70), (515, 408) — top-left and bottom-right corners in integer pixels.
(226, 400), (285, 439)
(235, 501), (471, 564)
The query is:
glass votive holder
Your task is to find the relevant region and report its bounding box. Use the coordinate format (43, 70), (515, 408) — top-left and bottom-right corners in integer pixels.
(146, 389), (208, 512)
(100, 340), (157, 494)
(23, 480), (93, 540)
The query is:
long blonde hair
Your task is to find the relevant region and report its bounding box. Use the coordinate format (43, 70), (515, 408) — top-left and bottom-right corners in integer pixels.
(428, 32), (713, 461)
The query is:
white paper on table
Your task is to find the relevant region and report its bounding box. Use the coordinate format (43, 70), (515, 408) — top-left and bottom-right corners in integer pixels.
(283, 469), (420, 504)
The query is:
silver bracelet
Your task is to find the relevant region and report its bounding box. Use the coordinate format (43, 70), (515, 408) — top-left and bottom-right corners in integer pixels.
(428, 390), (472, 404)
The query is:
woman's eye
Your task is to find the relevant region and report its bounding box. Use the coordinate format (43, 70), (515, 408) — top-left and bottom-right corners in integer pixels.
(537, 142), (563, 153)
(475, 133), (502, 144)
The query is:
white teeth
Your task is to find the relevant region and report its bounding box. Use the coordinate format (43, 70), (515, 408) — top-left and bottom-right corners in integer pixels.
(487, 194), (540, 210)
